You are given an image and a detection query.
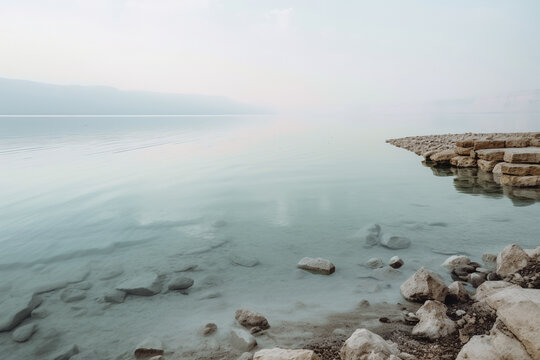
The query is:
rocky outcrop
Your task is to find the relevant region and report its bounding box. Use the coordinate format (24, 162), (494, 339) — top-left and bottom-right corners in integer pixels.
(400, 267), (448, 302)
(235, 309), (270, 330)
(253, 348), (321, 360)
(412, 300), (456, 340)
(297, 257), (335, 275)
(340, 328), (402, 360)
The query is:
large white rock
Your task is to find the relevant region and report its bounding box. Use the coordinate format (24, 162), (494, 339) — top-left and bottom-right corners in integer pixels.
(297, 257), (335, 275)
(230, 328), (257, 351)
(0, 294), (42, 332)
(412, 300), (456, 340)
(254, 348), (321, 360)
(235, 309), (270, 330)
(474, 281), (519, 302)
(400, 268), (448, 303)
(340, 328), (401, 360)
(441, 255), (471, 272)
(496, 244), (530, 277)
(116, 273), (161, 296)
(380, 235), (411, 249)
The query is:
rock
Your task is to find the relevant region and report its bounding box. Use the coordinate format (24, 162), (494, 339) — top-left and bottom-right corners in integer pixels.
(340, 328), (401, 360)
(103, 290), (127, 304)
(500, 174), (540, 187)
(524, 246), (540, 260)
(116, 273), (161, 296)
(97, 264), (124, 280)
(167, 276), (194, 291)
(493, 162), (504, 175)
(0, 294), (42, 332)
(447, 281), (469, 303)
(361, 224), (382, 247)
(254, 348), (321, 360)
(503, 147), (540, 164)
(412, 300), (456, 340)
(477, 159), (500, 172)
(389, 256), (404, 269)
(431, 149), (457, 163)
(456, 139), (476, 148)
(500, 163), (540, 176)
(468, 272), (486, 288)
(31, 308), (50, 319)
(450, 156), (477, 168)
(51, 344), (79, 360)
(400, 267), (448, 302)
(235, 309), (270, 330)
(455, 146), (473, 156)
(238, 352), (253, 360)
(12, 323), (38, 342)
(230, 328), (257, 351)
(506, 138), (531, 148)
(441, 255), (471, 272)
(474, 281), (519, 302)
(231, 254), (260, 268)
(455, 309), (466, 317)
(487, 272), (501, 281)
(134, 338), (164, 358)
(199, 323), (217, 336)
(297, 257), (335, 275)
(473, 140), (506, 151)
(366, 258), (383, 269)
(496, 244), (530, 277)
(380, 235), (411, 249)
(475, 148), (506, 161)
(60, 288), (87, 303)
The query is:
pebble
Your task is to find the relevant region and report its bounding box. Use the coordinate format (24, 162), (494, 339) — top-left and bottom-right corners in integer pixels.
(389, 256), (404, 269)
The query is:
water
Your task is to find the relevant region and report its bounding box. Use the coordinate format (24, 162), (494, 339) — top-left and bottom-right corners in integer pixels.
(0, 114), (539, 359)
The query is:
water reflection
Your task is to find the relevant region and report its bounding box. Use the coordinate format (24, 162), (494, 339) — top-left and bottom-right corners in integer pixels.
(423, 161), (540, 206)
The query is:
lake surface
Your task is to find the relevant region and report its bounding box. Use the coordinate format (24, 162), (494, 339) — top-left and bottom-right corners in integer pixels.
(0, 113), (539, 359)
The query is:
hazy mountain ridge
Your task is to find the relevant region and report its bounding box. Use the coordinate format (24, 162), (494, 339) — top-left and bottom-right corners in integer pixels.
(0, 78), (268, 115)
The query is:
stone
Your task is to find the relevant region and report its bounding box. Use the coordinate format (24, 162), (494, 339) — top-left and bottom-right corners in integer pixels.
(447, 281), (469, 303)
(60, 288), (87, 303)
(340, 328), (401, 360)
(238, 352), (254, 360)
(400, 267), (448, 303)
(455, 146), (473, 156)
(441, 255), (471, 272)
(254, 348), (321, 360)
(12, 323), (38, 342)
(524, 246), (540, 260)
(366, 258), (383, 269)
(51, 344), (79, 360)
(450, 156), (477, 168)
(456, 139), (476, 148)
(474, 140), (506, 151)
(231, 254), (260, 267)
(475, 148), (506, 161)
(468, 273), (486, 288)
(455, 309), (466, 316)
(235, 309), (270, 330)
(389, 256), (404, 269)
(230, 328), (257, 351)
(0, 294), (42, 332)
(503, 147), (540, 164)
(506, 138), (530, 148)
(500, 174), (540, 187)
(168, 276), (194, 291)
(431, 149), (457, 163)
(134, 338), (164, 358)
(361, 223), (382, 247)
(477, 159), (500, 172)
(474, 281), (519, 302)
(116, 273), (161, 296)
(297, 257), (335, 275)
(500, 163), (540, 176)
(380, 235), (411, 249)
(199, 323), (217, 336)
(496, 244), (530, 277)
(492, 162), (504, 175)
(103, 290), (127, 304)
(412, 300), (456, 340)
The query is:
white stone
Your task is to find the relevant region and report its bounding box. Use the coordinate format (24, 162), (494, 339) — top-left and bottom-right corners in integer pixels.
(235, 309), (270, 330)
(412, 300), (456, 340)
(254, 348), (321, 360)
(12, 323), (38, 342)
(297, 257), (335, 275)
(380, 235), (411, 249)
(366, 258), (383, 269)
(496, 244), (530, 277)
(117, 273), (161, 296)
(0, 294), (42, 332)
(230, 328), (257, 351)
(400, 267), (448, 303)
(441, 255), (471, 272)
(340, 328), (401, 360)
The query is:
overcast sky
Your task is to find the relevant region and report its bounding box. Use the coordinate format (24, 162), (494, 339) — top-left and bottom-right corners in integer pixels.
(1, 0), (539, 110)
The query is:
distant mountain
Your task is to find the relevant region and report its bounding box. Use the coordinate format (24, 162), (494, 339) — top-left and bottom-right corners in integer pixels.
(0, 77), (268, 115)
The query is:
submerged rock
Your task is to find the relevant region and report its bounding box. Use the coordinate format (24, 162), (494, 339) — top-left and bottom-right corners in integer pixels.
(441, 255), (471, 272)
(372, 266), (402, 280)
(230, 328), (257, 351)
(235, 309), (270, 330)
(134, 338), (164, 358)
(0, 294), (42, 332)
(51, 344), (79, 360)
(103, 290), (127, 304)
(412, 300), (456, 340)
(400, 267), (448, 302)
(362, 223), (382, 247)
(12, 323), (38, 342)
(199, 323), (217, 336)
(365, 257), (383, 269)
(230, 254), (260, 268)
(116, 273), (161, 296)
(297, 257), (335, 275)
(380, 235), (411, 249)
(60, 288), (87, 303)
(340, 328), (401, 360)
(254, 348), (321, 360)
(167, 276), (194, 291)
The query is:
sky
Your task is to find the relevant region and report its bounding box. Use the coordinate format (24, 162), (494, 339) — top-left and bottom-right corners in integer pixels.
(0, 0), (539, 111)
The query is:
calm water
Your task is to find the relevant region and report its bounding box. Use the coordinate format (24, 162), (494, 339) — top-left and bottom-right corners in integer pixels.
(0, 114), (539, 359)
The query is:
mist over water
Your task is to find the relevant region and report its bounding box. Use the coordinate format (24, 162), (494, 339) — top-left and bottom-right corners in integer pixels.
(0, 114), (539, 359)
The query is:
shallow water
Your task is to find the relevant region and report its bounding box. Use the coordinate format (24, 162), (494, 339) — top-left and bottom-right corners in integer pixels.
(0, 113), (539, 359)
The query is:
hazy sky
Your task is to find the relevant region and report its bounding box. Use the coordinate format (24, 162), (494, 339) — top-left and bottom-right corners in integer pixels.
(1, 0), (539, 110)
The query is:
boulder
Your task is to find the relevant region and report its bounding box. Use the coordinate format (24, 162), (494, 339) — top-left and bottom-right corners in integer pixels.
(500, 163), (540, 176)
(389, 256), (404, 269)
(297, 257), (335, 275)
(477, 159), (500, 172)
(455, 146), (473, 156)
(496, 244), (530, 277)
(0, 294), (42, 332)
(253, 348), (321, 360)
(231, 254), (260, 268)
(500, 174), (540, 187)
(230, 328), (257, 351)
(441, 255), (471, 272)
(468, 272), (486, 288)
(340, 328), (401, 360)
(400, 267), (448, 302)
(412, 300), (456, 340)
(116, 273), (161, 296)
(235, 309), (270, 330)
(380, 235), (411, 249)
(167, 276), (194, 291)
(473, 140), (506, 151)
(447, 281), (469, 303)
(12, 323), (38, 342)
(134, 338), (164, 358)
(503, 147), (540, 164)
(475, 148), (506, 161)
(366, 258), (383, 269)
